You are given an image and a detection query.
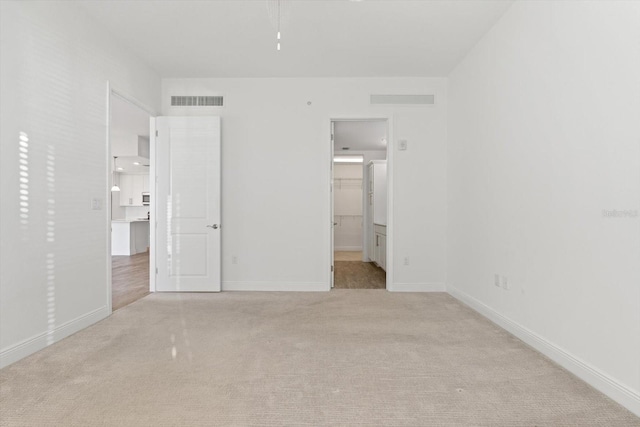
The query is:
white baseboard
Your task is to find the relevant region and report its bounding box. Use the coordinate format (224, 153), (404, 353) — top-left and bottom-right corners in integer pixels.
(0, 305), (110, 369)
(222, 281), (328, 292)
(390, 282), (446, 292)
(334, 246), (363, 251)
(447, 285), (640, 418)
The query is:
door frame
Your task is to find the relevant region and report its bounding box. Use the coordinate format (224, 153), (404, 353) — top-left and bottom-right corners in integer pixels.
(105, 82), (157, 312)
(328, 117), (394, 291)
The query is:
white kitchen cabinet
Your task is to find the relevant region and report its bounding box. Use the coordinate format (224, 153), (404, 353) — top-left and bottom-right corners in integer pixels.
(119, 174), (132, 206)
(131, 175), (144, 205)
(119, 174), (146, 206)
(374, 224), (387, 271)
(143, 174), (150, 193)
(111, 220), (149, 255)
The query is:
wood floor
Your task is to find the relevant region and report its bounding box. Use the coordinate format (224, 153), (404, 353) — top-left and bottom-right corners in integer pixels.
(334, 251), (386, 289)
(112, 251), (150, 311)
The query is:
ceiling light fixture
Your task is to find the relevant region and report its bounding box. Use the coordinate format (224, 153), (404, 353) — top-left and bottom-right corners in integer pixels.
(334, 156), (364, 164)
(111, 157), (121, 192)
(133, 161), (140, 165)
(267, 0), (290, 52)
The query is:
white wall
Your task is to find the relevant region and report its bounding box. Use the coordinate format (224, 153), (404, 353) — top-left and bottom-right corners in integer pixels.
(162, 77), (448, 292)
(447, 1), (640, 415)
(125, 206), (151, 221)
(0, 1), (161, 367)
(333, 164), (363, 251)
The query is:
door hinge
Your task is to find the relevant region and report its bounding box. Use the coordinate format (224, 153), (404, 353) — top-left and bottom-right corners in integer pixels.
(155, 267), (158, 275)
(331, 266), (334, 272)
(155, 130), (158, 137)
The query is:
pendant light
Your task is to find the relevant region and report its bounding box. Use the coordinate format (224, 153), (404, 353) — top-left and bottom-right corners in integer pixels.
(111, 156), (121, 192)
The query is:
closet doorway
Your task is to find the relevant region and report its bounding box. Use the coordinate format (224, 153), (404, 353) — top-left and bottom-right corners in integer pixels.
(331, 119), (389, 289)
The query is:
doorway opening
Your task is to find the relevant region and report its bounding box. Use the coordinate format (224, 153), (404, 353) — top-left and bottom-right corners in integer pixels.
(108, 89), (154, 311)
(331, 119), (389, 289)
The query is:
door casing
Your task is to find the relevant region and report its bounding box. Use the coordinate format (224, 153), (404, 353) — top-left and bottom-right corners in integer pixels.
(105, 82), (157, 311)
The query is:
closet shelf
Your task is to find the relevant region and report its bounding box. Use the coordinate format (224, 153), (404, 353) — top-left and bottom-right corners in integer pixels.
(334, 178), (363, 189)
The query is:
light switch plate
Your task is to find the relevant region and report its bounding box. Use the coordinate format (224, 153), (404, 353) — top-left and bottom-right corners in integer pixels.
(91, 198), (103, 210)
(398, 140), (408, 151)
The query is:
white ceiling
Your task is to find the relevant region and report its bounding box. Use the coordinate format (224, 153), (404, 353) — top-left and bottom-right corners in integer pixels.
(111, 94), (150, 138)
(334, 120), (387, 152)
(79, 0), (512, 78)
(111, 94), (151, 174)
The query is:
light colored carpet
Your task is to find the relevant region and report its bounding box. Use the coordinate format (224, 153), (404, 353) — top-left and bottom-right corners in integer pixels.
(334, 261), (386, 289)
(1, 291), (638, 426)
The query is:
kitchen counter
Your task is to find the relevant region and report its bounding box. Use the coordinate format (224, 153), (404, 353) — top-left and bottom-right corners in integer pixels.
(111, 220), (150, 256)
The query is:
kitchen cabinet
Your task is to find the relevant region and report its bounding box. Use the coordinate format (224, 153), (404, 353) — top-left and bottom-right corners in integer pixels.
(119, 174), (147, 206)
(111, 220), (149, 255)
(143, 174), (150, 192)
(374, 224), (387, 271)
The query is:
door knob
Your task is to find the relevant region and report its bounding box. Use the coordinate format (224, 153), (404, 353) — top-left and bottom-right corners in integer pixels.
(206, 224), (219, 229)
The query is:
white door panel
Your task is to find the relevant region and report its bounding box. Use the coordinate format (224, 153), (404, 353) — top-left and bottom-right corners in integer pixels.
(156, 116), (221, 292)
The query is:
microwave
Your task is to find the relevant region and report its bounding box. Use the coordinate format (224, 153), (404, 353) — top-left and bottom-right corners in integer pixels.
(142, 192), (150, 206)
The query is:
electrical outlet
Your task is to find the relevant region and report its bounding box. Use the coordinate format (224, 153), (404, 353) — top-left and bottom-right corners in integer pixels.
(501, 276), (509, 290)
(231, 255), (238, 265)
(398, 139), (408, 151)
(494, 274), (500, 287)
(403, 257), (410, 266)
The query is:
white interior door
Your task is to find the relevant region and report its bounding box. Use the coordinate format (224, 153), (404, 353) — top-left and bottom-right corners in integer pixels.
(155, 116), (221, 292)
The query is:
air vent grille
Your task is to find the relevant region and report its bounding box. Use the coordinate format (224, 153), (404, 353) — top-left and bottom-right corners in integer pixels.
(370, 94), (435, 105)
(171, 96), (223, 107)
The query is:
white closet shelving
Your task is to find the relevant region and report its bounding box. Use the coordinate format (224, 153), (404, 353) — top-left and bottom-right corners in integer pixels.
(333, 164), (363, 252)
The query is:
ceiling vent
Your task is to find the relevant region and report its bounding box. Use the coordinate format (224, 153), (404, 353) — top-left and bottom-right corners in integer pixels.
(171, 96), (223, 107)
(370, 94), (435, 105)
